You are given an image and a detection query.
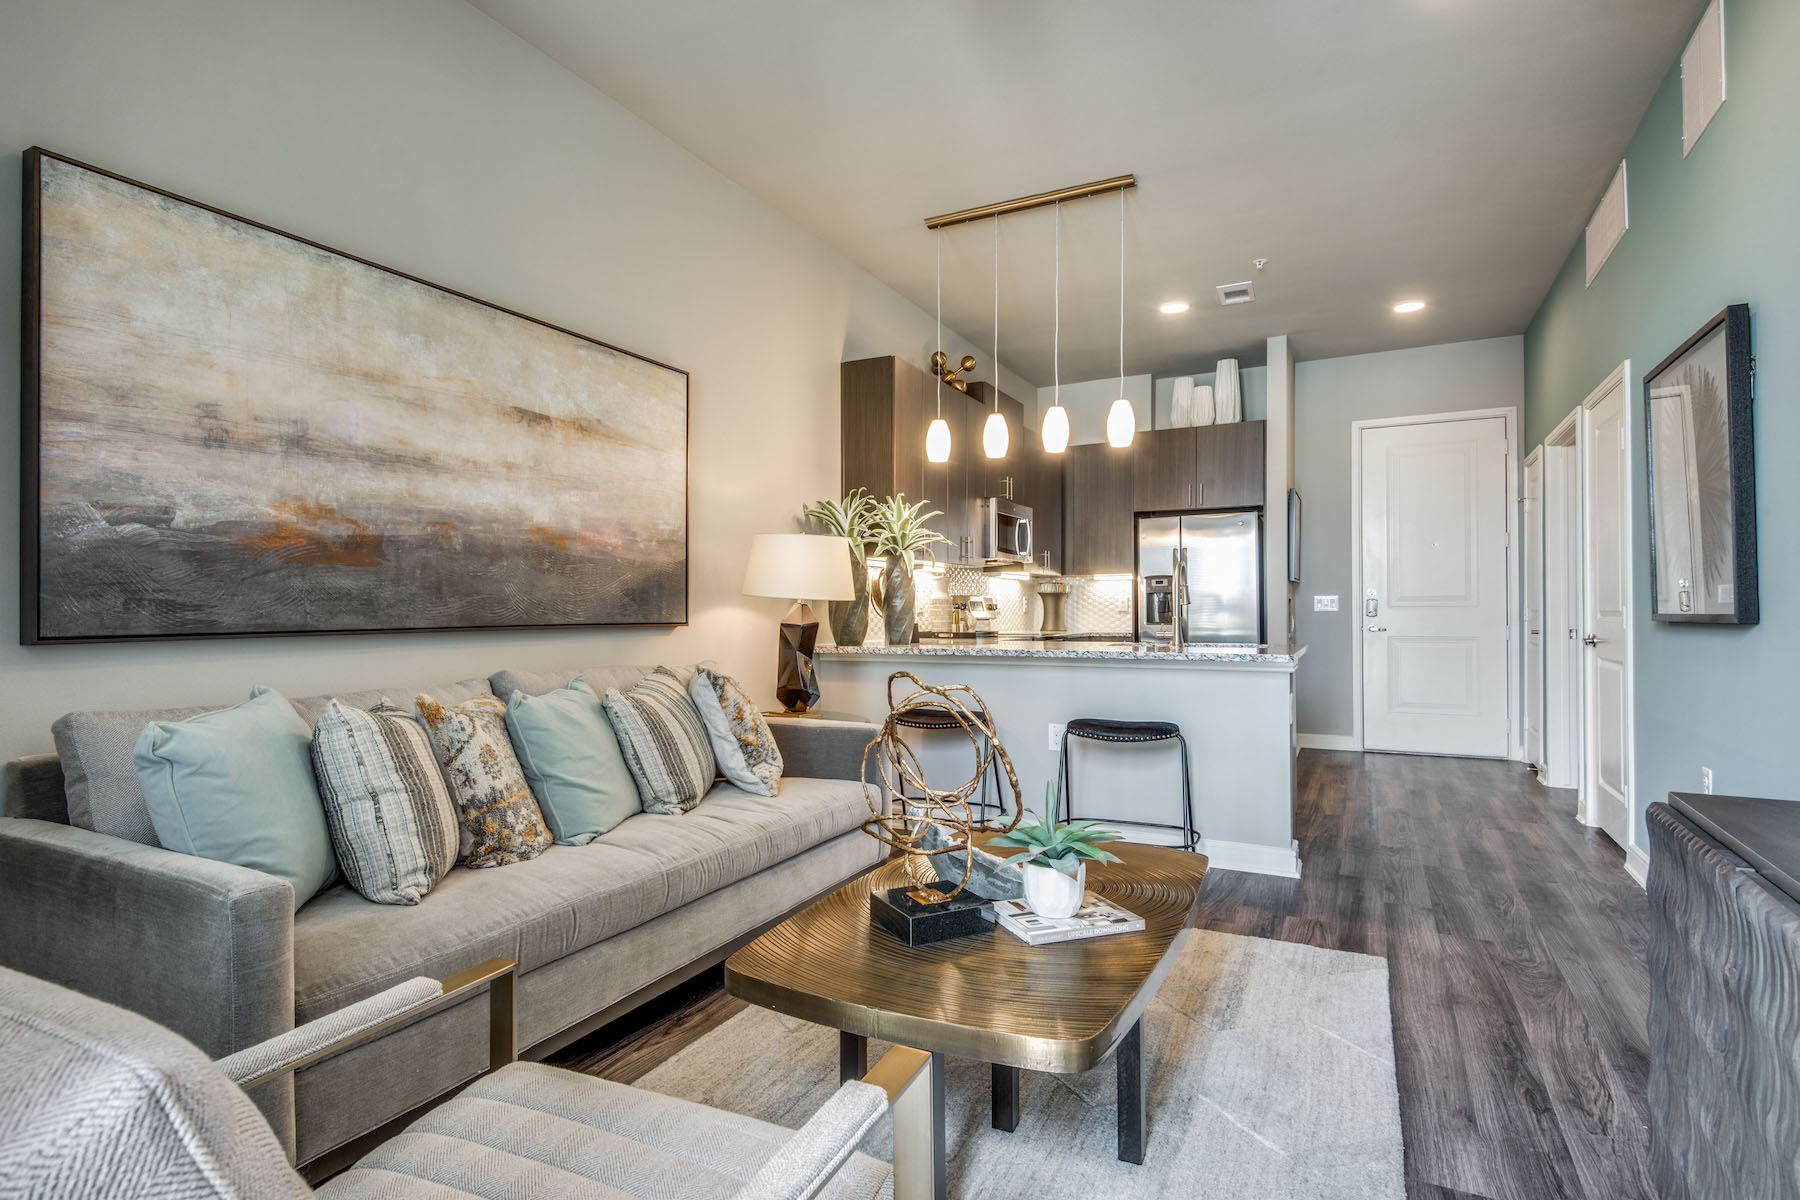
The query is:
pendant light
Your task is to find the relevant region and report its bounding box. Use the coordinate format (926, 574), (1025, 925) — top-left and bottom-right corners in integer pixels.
(925, 227), (952, 464)
(1105, 186), (1136, 449)
(982, 215), (1009, 459)
(1040, 200), (1071, 454)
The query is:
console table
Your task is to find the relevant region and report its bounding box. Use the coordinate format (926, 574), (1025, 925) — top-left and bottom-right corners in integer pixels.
(1647, 793), (1800, 1200)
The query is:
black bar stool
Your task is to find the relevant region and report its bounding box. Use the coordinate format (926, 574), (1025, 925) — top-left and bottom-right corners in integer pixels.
(892, 705), (1007, 825)
(1058, 718), (1197, 850)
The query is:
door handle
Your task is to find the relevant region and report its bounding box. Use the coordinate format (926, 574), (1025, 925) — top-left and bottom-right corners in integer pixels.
(1365, 625), (1388, 633)
(1583, 634), (1603, 646)
(1530, 629), (1541, 635)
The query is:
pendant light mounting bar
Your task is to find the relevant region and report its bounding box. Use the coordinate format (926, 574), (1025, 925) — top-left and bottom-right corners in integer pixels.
(923, 174), (1137, 231)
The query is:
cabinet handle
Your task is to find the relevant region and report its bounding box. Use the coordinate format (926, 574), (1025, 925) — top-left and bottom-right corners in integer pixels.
(1196, 482), (1203, 505)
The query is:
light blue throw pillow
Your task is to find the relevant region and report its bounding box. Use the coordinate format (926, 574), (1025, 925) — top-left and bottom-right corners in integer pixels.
(505, 678), (642, 844)
(133, 687), (338, 911)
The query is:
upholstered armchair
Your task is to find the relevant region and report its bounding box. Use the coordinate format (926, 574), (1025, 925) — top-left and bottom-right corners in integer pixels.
(0, 960), (939, 1200)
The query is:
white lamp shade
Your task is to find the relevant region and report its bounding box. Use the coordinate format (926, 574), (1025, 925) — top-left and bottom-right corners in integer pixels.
(1106, 397), (1137, 447)
(982, 410), (1009, 458)
(742, 533), (855, 601)
(925, 417), (952, 463)
(1041, 404), (1070, 454)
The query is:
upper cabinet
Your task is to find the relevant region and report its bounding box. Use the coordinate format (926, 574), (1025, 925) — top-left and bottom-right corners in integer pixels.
(1129, 422), (1267, 513)
(1062, 443), (1134, 576)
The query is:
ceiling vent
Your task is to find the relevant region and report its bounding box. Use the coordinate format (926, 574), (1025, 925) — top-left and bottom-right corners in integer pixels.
(1585, 161), (1628, 287)
(1681, 0), (1727, 157)
(1217, 281), (1255, 306)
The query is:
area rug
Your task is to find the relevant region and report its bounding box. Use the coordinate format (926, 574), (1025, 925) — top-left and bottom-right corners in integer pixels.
(636, 930), (1405, 1199)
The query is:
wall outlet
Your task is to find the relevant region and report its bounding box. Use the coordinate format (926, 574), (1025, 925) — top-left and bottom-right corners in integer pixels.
(1048, 722), (1066, 751)
(1313, 595), (1339, 612)
(1701, 767), (1714, 794)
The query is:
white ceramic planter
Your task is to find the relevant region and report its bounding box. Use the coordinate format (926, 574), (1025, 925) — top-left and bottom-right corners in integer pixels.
(1023, 861), (1086, 919)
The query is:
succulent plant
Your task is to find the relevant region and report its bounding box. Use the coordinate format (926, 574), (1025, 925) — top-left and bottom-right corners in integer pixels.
(868, 493), (949, 568)
(802, 489), (876, 563)
(988, 810), (1123, 878)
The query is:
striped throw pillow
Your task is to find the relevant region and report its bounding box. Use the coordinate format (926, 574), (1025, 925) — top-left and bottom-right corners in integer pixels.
(311, 700), (459, 905)
(603, 667), (718, 814)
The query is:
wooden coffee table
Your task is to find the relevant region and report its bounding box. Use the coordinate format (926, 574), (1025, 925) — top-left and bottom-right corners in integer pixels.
(725, 840), (1208, 1194)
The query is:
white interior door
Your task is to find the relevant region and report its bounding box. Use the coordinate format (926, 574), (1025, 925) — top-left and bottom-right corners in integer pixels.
(1523, 450), (1544, 770)
(1361, 417), (1511, 757)
(1541, 438), (1582, 791)
(1582, 374), (1633, 849)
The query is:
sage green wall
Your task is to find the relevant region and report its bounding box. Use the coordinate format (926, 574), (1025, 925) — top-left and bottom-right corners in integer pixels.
(1523, 0), (1800, 843)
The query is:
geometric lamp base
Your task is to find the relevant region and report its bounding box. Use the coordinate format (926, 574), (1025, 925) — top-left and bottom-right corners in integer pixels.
(775, 603), (821, 714)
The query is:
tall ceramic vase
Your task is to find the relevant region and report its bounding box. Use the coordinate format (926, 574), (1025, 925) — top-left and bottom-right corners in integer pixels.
(829, 547), (870, 647)
(882, 557), (916, 645)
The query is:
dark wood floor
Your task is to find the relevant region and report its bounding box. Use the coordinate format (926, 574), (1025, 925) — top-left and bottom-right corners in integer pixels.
(549, 750), (1655, 1200)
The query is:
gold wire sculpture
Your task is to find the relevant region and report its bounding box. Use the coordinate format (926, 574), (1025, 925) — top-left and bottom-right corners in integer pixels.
(860, 671), (1024, 899)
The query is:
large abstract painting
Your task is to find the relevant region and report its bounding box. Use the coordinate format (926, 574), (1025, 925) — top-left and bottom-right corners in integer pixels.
(22, 149), (688, 642)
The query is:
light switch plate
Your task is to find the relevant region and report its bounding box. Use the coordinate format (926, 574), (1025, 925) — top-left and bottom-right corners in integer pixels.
(1313, 595), (1339, 612)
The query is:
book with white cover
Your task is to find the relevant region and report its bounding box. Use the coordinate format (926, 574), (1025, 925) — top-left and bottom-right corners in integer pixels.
(991, 893), (1145, 946)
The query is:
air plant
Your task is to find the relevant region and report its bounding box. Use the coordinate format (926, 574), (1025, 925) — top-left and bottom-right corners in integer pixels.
(802, 489), (876, 564)
(868, 493), (949, 572)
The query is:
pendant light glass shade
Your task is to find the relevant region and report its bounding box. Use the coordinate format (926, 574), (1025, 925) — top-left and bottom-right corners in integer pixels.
(1106, 397), (1136, 448)
(983, 410), (1009, 458)
(925, 417), (952, 463)
(1041, 404), (1070, 453)
(1105, 187), (1135, 449)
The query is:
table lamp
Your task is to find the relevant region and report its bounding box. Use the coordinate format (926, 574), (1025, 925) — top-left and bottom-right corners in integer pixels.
(742, 533), (855, 714)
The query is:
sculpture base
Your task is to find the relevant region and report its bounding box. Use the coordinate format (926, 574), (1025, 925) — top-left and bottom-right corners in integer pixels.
(868, 882), (992, 947)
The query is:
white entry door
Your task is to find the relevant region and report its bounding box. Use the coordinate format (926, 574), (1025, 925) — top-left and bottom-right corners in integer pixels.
(1582, 374), (1633, 849)
(1523, 449), (1545, 770)
(1361, 417), (1511, 757)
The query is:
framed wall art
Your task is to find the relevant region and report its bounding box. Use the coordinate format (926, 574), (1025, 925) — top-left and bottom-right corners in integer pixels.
(1643, 302), (1756, 624)
(22, 148), (688, 643)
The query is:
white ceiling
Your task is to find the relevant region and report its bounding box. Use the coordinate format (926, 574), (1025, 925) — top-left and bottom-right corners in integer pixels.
(470, 0), (1702, 385)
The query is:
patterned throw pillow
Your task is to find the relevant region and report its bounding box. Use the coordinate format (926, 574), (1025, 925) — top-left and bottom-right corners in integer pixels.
(414, 693), (551, 867)
(602, 667), (718, 815)
(311, 700), (460, 905)
(689, 667), (783, 797)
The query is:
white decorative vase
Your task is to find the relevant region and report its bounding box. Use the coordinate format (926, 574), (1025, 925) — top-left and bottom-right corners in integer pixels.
(1023, 861), (1086, 919)
(1169, 376), (1197, 427)
(1193, 383), (1216, 426)
(1214, 359), (1242, 424)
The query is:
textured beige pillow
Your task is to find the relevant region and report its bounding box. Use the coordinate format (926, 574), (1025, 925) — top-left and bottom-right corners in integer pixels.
(414, 693), (551, 867)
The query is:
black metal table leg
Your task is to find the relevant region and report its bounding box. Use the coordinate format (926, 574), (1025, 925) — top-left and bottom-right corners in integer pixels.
(1117, 1018), (1146, 1164)
(991, 1063), (1020, 1131)
(839, 1030), (868, 1084)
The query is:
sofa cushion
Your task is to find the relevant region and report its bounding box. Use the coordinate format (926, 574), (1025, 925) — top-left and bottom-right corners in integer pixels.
(50, 677), (492, 847)
(414, 694), (552, 869)
(312, 700), (460, 905)
(603, 668), (717, 815)
(133, 687), (338, 911)
(490, 666), (649, 704)
(290, 776), (871, 1022)
(690, 667), (783, 797)
(504, 680), (641, 845)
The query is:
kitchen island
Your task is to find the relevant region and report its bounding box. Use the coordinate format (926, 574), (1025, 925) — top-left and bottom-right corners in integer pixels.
(818, 638), (1304, 877)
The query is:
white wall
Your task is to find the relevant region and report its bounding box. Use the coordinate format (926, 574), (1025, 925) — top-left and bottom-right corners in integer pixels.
(0, 0), (1027, 768)
(1032, 374), (1153, 445)
(1292, 337), (1524, 739)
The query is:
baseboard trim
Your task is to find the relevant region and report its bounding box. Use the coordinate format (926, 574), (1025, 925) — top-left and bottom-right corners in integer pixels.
(1625, 842), (1650, 889)
(1197, 837), (1303, 878)
(1297, 733), (1360, 752)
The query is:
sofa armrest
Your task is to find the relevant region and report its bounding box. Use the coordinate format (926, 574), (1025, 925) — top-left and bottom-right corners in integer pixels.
(767, 718), (880, 784)
(0, 818), (295, 1059)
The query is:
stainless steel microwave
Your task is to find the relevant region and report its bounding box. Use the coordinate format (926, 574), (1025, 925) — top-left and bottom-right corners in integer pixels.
(979, 497), (1033, 564)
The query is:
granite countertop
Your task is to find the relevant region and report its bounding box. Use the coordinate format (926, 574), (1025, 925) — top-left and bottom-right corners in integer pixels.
(818, 636), (1306, 666)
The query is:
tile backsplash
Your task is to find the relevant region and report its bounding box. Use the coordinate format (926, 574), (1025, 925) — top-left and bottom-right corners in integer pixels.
(834, 565), (1134, 643)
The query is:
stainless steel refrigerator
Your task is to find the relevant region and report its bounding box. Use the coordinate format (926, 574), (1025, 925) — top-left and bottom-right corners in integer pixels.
(1135, 511), (1264, 644)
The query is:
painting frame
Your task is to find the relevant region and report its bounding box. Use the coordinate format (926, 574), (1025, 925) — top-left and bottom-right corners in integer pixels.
(21, 147), (690, 644)
(1643, 302), (1756, 625)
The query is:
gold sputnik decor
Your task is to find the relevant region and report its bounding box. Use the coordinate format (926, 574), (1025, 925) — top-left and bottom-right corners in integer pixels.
(861, 671), (1024, 902)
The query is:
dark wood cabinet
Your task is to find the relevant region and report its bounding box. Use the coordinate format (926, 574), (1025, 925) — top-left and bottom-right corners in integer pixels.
(1062, 442), (1134, 576)
(1194, 420), (1266, 510)
(1132, 427), (1198, 512)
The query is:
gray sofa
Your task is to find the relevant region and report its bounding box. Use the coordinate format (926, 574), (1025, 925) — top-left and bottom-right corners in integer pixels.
(0, 664), (884, 1173)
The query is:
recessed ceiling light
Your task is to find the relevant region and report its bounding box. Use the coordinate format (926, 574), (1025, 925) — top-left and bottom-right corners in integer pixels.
(1393, 300), (1427, 314)
(1159, 301), (1190, 314)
